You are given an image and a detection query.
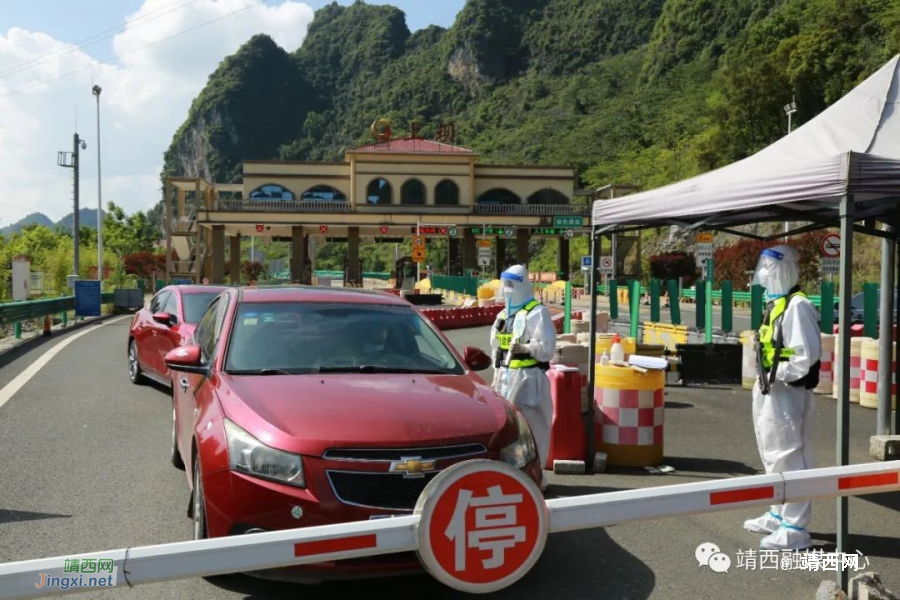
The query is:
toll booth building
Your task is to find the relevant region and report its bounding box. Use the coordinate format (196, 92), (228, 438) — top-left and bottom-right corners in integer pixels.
(164, 137), (581, 285)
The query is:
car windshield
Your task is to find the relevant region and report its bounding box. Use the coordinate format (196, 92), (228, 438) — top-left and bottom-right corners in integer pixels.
(183, 293), (220, 324)
(224, 302), (465, 375)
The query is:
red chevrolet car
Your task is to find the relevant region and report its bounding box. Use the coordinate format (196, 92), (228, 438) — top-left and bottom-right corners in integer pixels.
(164, 286), (541, 582)
(128, 285), (228, 387)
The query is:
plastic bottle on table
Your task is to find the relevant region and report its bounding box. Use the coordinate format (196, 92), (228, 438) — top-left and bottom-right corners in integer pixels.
(610, 333), (625, 364)
(599, 350), (610, 366)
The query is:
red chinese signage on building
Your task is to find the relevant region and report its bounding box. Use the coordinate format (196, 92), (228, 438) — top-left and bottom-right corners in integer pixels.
(411, 226), (448, 235)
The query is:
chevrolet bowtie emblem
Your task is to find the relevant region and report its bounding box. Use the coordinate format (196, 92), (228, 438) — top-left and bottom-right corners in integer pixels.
(389, 457), (437, 478)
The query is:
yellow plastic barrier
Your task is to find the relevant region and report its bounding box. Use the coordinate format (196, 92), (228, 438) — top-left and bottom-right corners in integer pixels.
(859, 338), (897, 410)
(594, 364), (665, 467)
(740, 331), (756, 390)
(477, 285), (495, 300)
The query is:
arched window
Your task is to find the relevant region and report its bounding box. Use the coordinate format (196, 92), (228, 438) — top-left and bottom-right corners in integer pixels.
(477, 188), (520, 205)
(401, 179), (426, 205)
(435, 180), (460, 206)
(367, 179), (392, 205)
(526, 188), (569, 205)
(249, 184), (294, 201)
(301, 185), (346, 202)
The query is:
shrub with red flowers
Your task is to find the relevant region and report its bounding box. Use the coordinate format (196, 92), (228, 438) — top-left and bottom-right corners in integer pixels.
(649, 252), (698, 286)
(713, 232), (826, 290)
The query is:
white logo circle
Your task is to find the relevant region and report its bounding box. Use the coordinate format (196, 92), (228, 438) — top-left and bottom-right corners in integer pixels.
(695, 542), (720, 567)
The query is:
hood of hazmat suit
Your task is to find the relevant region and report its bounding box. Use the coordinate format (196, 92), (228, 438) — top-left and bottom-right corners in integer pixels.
(745, 246), (822, 551)
(751, 245), (800, 300)
(499, 264), (534, 313)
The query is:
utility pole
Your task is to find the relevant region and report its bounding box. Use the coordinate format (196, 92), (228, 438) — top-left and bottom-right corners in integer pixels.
(783, 96), (797, 240)
(93, 85), (103, 284)
(58, 133), (86, 276)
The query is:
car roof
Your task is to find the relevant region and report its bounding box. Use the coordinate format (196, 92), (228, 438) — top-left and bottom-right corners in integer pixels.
(235, 285), (408, 306)
(168, 285), (230, 295)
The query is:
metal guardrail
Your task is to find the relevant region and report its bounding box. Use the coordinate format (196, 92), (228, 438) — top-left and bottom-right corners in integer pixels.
(0, 293), (115, 326)
(472, 204), (589, 216)
(215, 199), (351, 213)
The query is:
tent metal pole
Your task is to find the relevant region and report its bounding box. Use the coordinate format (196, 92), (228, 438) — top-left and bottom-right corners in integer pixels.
(895, 236), (900, 436)
(836, 194), (854, 592)
(877, 224), (895, 436)
(585, 228), (601, 471)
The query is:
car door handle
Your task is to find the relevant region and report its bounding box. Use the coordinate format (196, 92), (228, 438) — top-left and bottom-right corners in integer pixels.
(180, 378), (189, 393)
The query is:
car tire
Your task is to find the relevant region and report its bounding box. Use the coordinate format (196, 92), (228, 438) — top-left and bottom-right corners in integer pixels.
(192, 455), (207, 541)
(128, 339), (146, 385)
(170, 401), (185, 470)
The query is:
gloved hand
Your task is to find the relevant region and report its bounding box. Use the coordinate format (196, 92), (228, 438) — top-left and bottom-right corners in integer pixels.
(509, 342), (530, 355)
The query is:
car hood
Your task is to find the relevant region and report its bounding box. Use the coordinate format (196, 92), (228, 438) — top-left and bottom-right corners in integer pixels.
(216, 373), (515, 456)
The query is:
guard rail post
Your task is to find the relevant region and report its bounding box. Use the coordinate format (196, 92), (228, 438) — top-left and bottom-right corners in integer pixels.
(667, 279), (681, 325)
(821, 280), (834, 333)
(864, 282), (878, 338)
(629, 280), (640, 339)
(14, 322), (21, 339)
(61, 311), (67, 327)
(751, 285), (764, 330)
(696, 282), (706, 331)
(609, 280), (618, 320)
(721, 280), (733, 333)
(650, 279), (660, 323)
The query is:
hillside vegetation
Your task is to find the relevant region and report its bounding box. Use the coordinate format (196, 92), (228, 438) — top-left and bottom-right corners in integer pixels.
(162, 0), (900, 277)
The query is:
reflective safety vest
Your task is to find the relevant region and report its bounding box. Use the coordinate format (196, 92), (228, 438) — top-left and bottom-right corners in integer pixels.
(495, 299), (544, 369)
(758, 290), (808, 369)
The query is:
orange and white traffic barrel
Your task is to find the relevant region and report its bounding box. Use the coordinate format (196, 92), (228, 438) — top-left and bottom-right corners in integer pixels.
(832, 336), (871, 403)
(815, 334), (835, 395)
(859, 338), (897, 410)
(593, 364), (665, 467)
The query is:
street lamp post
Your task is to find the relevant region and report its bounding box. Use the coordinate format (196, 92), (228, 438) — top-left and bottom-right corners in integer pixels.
(783, 97), (797, 240)
(93, 84), (103, 284)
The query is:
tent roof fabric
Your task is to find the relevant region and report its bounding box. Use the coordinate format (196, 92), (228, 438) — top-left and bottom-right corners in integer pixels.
(592, 55), (900, 232)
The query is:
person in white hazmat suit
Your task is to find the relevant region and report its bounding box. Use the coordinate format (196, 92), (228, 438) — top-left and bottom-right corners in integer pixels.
(490, 265), (556, 490)
(744, 245), (822, 550)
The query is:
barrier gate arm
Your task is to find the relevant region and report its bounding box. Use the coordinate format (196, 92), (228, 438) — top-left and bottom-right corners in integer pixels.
(1, 463), (898, 599)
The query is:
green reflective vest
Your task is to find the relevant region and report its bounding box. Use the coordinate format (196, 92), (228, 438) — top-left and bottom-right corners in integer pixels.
(758, 290), (807, 369)
(496, 299), (541, 369)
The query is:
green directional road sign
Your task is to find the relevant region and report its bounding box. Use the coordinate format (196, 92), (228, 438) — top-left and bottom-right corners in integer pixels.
(472, 227), (513, 236)
(553, 216), (584, 228)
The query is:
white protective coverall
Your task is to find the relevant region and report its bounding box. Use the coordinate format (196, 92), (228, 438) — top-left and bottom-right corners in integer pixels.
(490, 265), (557, 486)
(745, 245), (822, 550)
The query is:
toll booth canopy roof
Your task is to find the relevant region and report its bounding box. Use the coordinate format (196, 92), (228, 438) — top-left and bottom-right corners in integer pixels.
(592, 55), (900, 235)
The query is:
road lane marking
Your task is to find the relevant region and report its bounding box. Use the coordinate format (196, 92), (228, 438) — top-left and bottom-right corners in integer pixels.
(0, 316), (130, 410)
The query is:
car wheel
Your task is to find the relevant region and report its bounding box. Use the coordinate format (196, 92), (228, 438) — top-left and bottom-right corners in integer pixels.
(192, 455), (207, 540)
(128, 339), (146, 385)
(170, 402), (185, 470)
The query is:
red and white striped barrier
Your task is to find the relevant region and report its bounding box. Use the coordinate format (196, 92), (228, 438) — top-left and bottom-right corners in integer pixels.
(1, 461), (897, 597)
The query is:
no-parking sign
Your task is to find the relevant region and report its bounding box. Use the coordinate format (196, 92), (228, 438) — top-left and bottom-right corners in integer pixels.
(415, 460), (548, 594)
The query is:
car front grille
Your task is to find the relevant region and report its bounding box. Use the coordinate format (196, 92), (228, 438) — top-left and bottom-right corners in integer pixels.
(322, 444), (486, 462)
(327, 471), (440, 511)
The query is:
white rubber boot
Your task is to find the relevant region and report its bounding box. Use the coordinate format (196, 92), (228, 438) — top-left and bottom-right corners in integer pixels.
(743, 511), (782, 535)
(760, 524), (813, 550)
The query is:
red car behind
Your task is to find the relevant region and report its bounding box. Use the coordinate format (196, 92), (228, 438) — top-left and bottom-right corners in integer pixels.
(127, 285), (228, 387)
(164, 286), (542, 583)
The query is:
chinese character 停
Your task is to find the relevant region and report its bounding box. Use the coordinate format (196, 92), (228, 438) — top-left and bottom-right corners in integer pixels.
(445, 485), (526, 571)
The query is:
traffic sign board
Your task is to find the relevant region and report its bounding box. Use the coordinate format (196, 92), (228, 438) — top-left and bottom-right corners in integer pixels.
(553, 216), (583, 228)
(821, 257), (840, 274)
(448, 227), (458, 238)
(477, 247), (492, 267)
(413, 246), (426, 263)
(696, 232), (714, 244)
(581, 256), (592, 271)
(564, 229), (574, 239)
(476, 240), (492, 249)
(503, 227), (515, 239)
(255, 224), (264, 233)
(413, 235), (425, 247)
(822, 233), (841, 257)
(319, 225), (328, 234)
(380, 225), (389, 234)
(414, 460), (548, 594)
(696, 243), (713, 269)
(599, 256), (613, 274)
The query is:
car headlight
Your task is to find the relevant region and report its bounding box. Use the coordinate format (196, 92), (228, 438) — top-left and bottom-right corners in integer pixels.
(500, 411), (537, 469)
(224, 419), (305, 488)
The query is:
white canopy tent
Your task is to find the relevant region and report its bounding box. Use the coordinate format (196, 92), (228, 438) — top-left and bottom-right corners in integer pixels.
(592, 55), (900, 235)
(586, 55), (900, 592)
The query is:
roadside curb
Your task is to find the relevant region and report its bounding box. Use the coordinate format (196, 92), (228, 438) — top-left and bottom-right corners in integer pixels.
(0, 313), (125, 369)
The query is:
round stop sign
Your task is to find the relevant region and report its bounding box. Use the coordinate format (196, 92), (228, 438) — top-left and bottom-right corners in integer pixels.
(415, 460), (548, 593)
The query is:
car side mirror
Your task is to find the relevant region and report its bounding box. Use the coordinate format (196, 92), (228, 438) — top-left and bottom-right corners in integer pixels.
(463, 346), (492, 372)
(153, 311), (175, 326)
(164, 344), (207, 375)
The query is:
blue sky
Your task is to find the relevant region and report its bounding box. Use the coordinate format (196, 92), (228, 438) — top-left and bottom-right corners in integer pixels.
(0, 0), (466, 60)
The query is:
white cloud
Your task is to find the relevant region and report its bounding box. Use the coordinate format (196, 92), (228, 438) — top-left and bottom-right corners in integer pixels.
(0, 0), (314, 224)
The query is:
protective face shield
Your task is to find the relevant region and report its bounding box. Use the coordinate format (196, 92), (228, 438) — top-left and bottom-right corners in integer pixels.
(500, 265), (533, 310)
(752, 245), (800, 299)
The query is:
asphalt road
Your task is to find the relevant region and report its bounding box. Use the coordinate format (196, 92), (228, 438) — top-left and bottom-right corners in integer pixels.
(0, 319), (898, 599)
